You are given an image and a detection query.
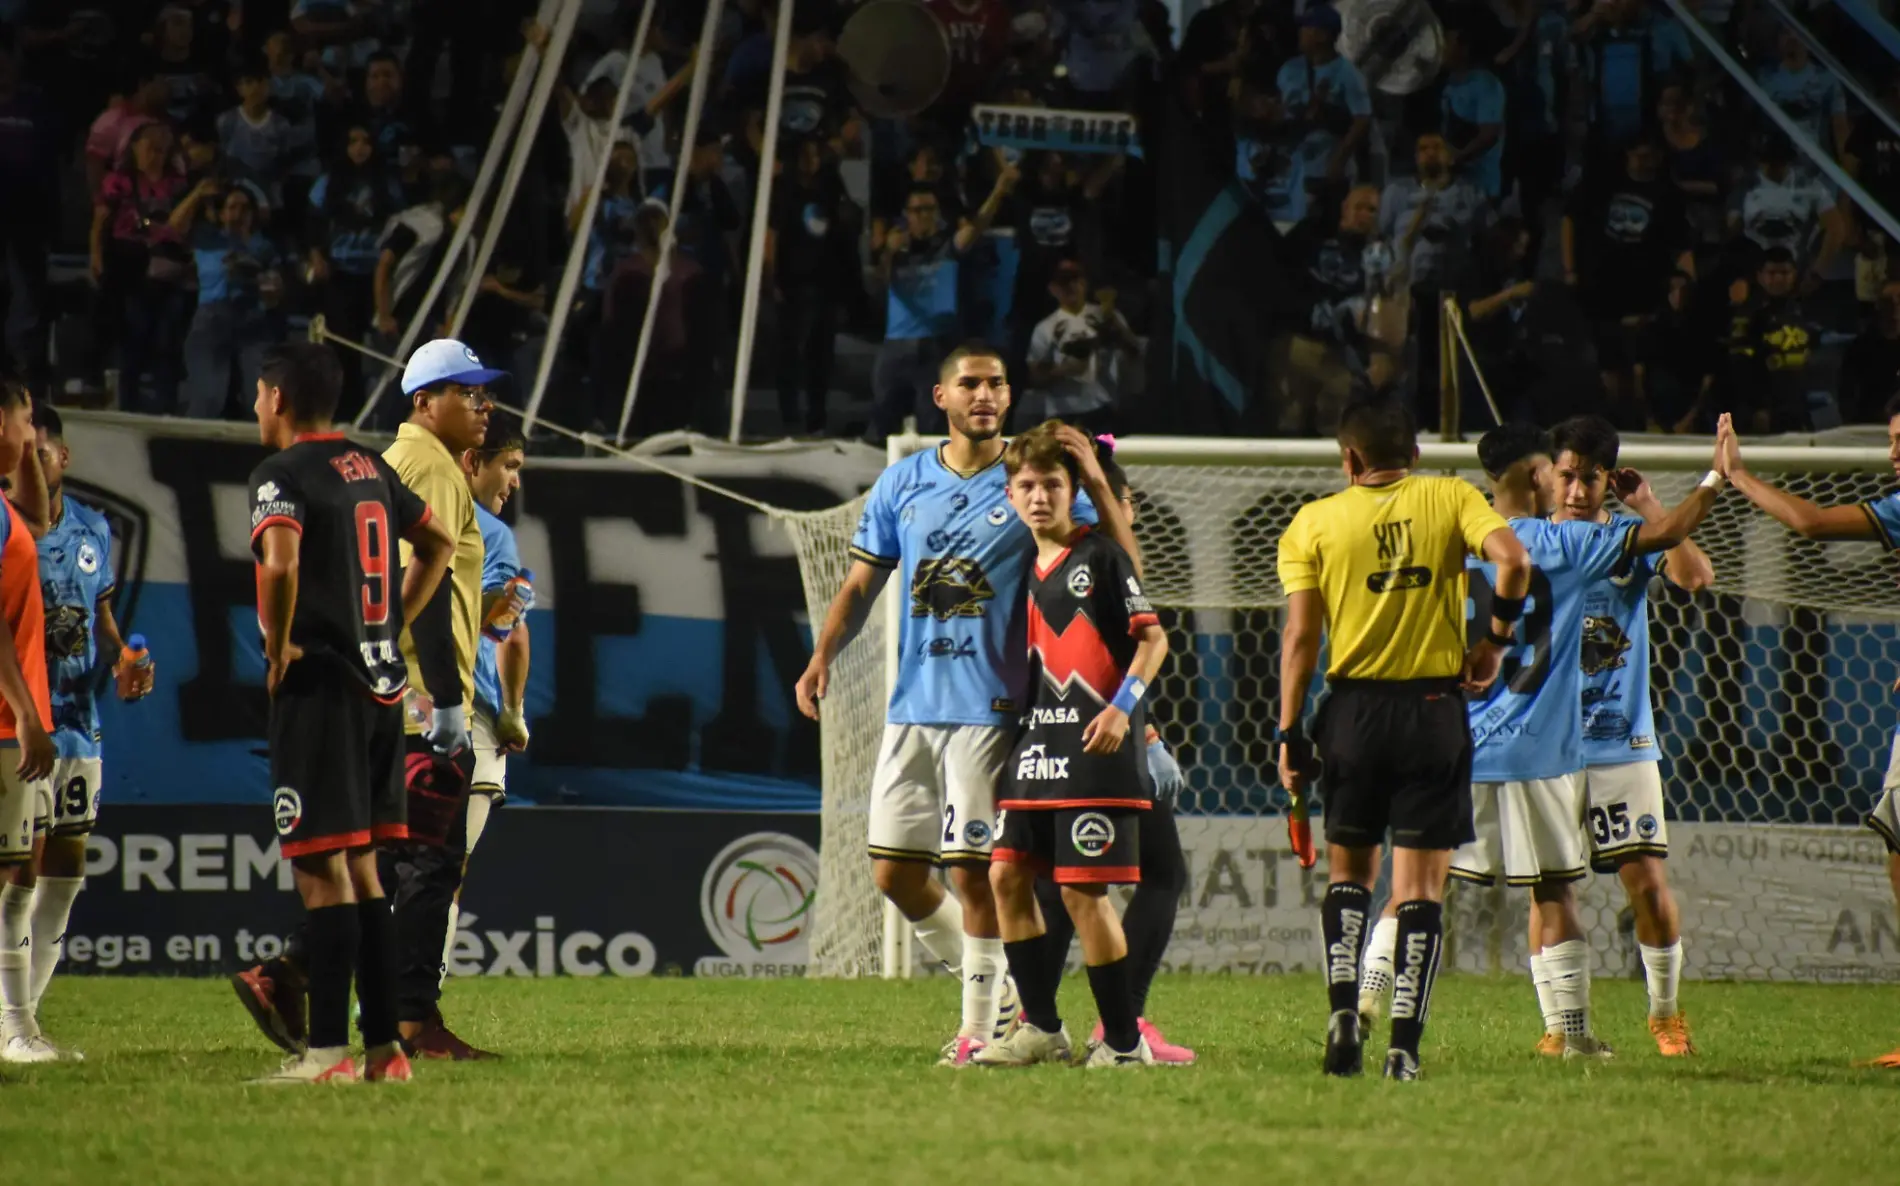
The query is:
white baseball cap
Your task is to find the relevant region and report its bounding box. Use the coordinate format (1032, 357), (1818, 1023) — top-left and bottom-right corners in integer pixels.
(401, 338), (508, 396)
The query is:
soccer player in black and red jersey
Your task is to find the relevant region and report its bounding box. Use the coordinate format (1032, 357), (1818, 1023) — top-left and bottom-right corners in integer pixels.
(976, 422), (1171, 1069)
(247, 342), (454, 1084)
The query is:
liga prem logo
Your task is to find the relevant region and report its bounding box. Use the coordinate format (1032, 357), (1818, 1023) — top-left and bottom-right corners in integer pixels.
(271, 788), (302, 836)
(1070, 812), (1114, 858)
(699, 832), (819, 961)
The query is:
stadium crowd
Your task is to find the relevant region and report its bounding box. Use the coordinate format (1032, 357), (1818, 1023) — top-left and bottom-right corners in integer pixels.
(0, 0), (1896, 440)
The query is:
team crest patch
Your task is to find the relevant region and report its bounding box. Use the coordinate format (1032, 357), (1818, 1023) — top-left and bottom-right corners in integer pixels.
(963, 819), (992, 847)
(1637, 814), (1660, 841)
(77, 543), (99, 574)
(272, 787), (303, 836)
(1067, 566), (1093, 597)
(1070, 812), (1114, 857)
(987, 505), (1010, 526)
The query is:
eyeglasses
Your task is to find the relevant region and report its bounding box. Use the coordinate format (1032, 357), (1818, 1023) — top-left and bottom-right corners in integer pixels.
(433, 385), (492, 408)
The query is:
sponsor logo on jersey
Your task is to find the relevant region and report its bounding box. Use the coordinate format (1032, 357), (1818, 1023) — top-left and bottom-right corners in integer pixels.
(1031, 706), (1081, 725)
(910, 557), (995, 621)
(1366, 566), (1433, 593)
(962, 819), (992, 847)
(43, 601), (89, 661)
(271, 787), (303, 836)
(255, 481), (280, 503)
(697, 832), (820, 976)
(1015, 743), (1070, 781)
(922, 636), (976, 659)
(1630, 735), (1654, 749)
(1126, 577), (1140, 594)
(987, 505), (1010, 526)
(1067, 565), (1093, 597)
(950, 493), (970, 512)
(1580, 615), (1632, 675)
(76, 543), (99, 574)
(990, 698), (1016, 714)
(251, 501), (297, 528)
(927, 528), (977, 553)
(1070, 811), (1114, 857)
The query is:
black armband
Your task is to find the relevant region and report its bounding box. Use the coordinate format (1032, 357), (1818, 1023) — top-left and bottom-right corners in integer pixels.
(1275, 725), (1320, 778)
(1490, 594), (1527, 623)
(1484, 628), (1516, 648)
(411, 566), (464, 709)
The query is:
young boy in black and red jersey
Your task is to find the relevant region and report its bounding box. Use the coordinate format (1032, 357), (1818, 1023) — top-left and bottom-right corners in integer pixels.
(248, 342), (454, 1084)
(976, 422), (1171, 1069)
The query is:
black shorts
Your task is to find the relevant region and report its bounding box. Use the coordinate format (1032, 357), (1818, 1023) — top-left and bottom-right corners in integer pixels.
(269, 661), (407, 859)
(1315, 677), (1473, 851)
(995, 806), (1144, 885)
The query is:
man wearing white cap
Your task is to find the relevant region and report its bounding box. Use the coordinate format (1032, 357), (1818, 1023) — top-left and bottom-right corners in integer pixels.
(379, 338), (502, 1059)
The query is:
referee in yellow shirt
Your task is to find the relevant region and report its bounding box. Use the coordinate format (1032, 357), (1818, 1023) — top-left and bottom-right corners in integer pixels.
(382, 338), (500, 1060)
(1276, 396), (1530, 1081)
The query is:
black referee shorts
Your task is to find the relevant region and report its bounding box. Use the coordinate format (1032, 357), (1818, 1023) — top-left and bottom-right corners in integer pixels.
(1315, 677), (1473, 851)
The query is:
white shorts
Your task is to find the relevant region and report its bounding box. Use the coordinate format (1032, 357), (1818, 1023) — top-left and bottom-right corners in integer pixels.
(1450, 775), (1588, 887)
(471, 708), (507, 800)
(1869, 734), (1900, 855)
(47, 756), (104, 837)
(1581, 761), (1669, 866)
(867, 723), (1009, 865)
(0, 751), (52, 864)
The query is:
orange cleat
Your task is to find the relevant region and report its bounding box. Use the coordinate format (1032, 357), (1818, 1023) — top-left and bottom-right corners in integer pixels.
(1648, 1013), (1696, 1057)
(363, 1043), (414, 1083)
(1535, 1032), (1565, 1058)
(1854, 1046), (1900, 1068)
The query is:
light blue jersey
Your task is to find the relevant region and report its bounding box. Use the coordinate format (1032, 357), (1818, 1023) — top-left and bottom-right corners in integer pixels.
(1467, 517), (1638, 781)
(850, 446), (1095, 727)
(40, 496), (116, 759)
(473, 504), (522, 718)
(1579, 513), (1663, 767)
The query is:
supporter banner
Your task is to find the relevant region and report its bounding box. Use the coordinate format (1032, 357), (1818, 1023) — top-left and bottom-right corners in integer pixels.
(63, 804), (821, 978)
(58, 413), (884, 811)
(971, 105), (1143, 158)
(1119, 819), (1900, 982)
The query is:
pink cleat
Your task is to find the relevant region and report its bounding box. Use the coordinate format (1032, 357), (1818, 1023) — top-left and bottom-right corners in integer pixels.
(1088, 1018), (1196, 1065)
(936, 1035), (987, 1067)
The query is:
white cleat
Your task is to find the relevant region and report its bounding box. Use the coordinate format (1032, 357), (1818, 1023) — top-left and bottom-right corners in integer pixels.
(1, 1033), (62, 1064)
(993, 975), (1021, 1041)
(972, 1021), (1073, 1067)
(1562, 1034), (1616, 1062)
(1083, 1035), (1156, 1068)
(36, 1033), (85, 1062)
(250, 1048), (360, 1085)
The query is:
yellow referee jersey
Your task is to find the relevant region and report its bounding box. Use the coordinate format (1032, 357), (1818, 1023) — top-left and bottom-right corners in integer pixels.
(1277, 474), (1508, 681)
(385, 422), (483, 723)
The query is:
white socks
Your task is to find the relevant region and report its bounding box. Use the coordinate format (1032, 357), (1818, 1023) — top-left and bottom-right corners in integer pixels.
(28, 876), (82, 1009)
(962, 936), (1005, 1040)
(1541, 939), (1592, 1039)
(0, 882), (35, 1039)
(909, 893), (965, 975)
(1529, 951), (1562, 1035)
(1360, 916), (1398, 1003)
(1641, 941), (1683, 1019)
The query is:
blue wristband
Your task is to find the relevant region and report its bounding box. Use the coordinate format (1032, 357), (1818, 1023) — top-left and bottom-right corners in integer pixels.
(1111, 674), (1146, 716)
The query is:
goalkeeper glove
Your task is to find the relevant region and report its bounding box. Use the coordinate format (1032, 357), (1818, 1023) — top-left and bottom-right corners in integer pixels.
(1145, 737), (1185, 809)
(495, 704), (530, 752)
(426, 703), (470, 758)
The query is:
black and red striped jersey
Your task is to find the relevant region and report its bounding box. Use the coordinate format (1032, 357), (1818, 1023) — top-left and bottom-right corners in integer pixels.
(249, 433), (431, 703)
(1003, 527), (1161, 810)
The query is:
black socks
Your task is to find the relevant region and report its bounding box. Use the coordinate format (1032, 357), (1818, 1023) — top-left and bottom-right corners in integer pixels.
(304, 904), (360, 1050)
(1321, 882), (1373, 1016)
(1388, 899), (1445, 1059)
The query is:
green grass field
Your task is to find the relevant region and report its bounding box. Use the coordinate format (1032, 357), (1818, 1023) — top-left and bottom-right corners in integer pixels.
(3, 975), (1896, 1185)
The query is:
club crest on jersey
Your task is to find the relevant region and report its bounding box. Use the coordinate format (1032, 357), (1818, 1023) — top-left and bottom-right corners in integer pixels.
(76, 543), (99, 574)
(1015, 743), (1070, 781)
(910, 557), (994, 621)
(963, 819), (992, 846)
(987, 505), (1010, 526)
(1067, 565), (1093, 597)
(1637, 813), (1660, 840)
(1070, 812), (1114, 857)
(1580, 615), (1632, 675)
(272, 787), (303, 836)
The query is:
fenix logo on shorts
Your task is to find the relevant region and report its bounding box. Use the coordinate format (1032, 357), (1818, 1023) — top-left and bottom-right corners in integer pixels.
(1016, 743), (1070, 780)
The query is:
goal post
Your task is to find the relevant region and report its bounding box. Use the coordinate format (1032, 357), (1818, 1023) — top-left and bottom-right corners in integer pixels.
(787, 433), (1900, 982)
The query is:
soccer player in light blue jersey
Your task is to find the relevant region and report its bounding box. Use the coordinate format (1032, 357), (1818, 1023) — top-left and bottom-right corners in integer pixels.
(1357, 425), (1721, 1059)
(1717, 406), (1900, 1068)
(1, 406), (152, 1062)
(795, 343), (1136, 1065)
(439, 421), (532, 982)
(1549, 415), (1714, 1058)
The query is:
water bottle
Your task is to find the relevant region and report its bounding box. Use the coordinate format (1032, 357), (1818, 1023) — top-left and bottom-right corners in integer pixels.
(117, 634), (152, 700)
(482, 568), (535, 639)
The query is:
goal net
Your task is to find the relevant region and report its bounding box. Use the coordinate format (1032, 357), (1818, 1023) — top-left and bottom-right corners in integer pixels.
(788, 437), (1900, 983)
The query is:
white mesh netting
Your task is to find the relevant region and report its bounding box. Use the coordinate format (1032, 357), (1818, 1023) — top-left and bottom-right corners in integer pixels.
(791, 446), (1900, 983)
